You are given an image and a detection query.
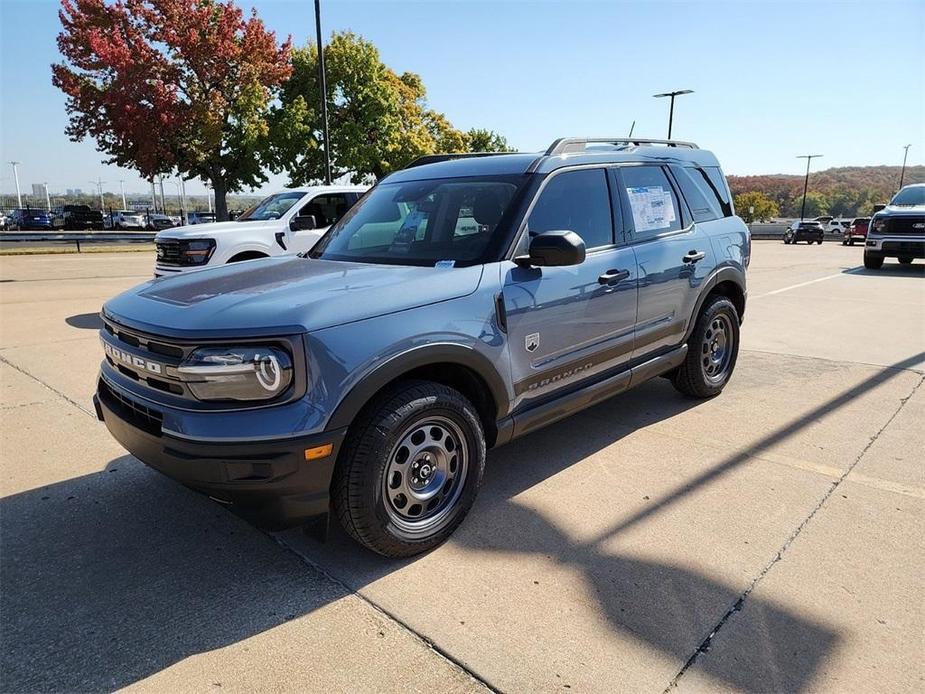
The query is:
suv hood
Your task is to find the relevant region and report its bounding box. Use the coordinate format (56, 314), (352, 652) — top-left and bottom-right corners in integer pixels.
(880, 203), (925, 215)
(156, 220), (277, 240)
(104, 256), (484, 337)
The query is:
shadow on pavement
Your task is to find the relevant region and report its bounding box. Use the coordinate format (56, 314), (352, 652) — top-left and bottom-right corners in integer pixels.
(845, 263), (925, 278)
(3, 354), (920, 692)
(0, 458), (350, 692)
(65, 312), (103, 330)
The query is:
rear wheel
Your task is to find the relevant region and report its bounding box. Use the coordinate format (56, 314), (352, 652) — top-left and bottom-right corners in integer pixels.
(817, 239), (823, 245)
(332, 381), (486, 557)
(864, 252), (884, 269)
(672, 296), (740, 399)
(898, 256), (914, 265)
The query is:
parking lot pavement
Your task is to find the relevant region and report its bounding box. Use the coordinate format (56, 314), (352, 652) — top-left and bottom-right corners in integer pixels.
(1, 243), (922, 692)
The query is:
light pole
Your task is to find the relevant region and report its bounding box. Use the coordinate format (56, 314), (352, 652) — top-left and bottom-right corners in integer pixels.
(314, 0), (332, 184)
(9, 161), (22, 208)
(796, 154), (823, 220)
(119, 179), (127, 209)
(899, 144), (912, 191)
(653, 89), (693, 139)
(91, 178), (105, 211)
(43, 182), (51, 211)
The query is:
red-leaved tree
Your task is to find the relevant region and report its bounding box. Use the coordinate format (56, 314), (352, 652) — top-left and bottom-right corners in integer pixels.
(53, 0), (291, 220)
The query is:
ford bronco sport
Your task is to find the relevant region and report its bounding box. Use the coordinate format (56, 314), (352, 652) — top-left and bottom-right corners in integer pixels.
(863, 183), (925, 268)
(94, 137), (749, 557)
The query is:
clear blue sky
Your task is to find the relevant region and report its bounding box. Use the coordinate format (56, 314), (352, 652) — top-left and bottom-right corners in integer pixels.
(1, 0), (923, 197)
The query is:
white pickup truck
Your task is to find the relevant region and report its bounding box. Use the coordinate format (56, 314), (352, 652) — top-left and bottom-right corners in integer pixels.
(153, 185), (366, 276)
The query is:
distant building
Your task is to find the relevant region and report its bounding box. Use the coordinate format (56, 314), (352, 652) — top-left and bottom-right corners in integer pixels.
(66, 188), (83, 196)
(31, 183), (45, 198)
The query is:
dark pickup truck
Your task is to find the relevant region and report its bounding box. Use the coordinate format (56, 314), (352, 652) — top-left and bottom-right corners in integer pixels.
(52, 204), (104, 230)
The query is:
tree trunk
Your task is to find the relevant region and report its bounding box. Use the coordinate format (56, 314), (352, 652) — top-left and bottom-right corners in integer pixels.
(213, 177), (229, 221)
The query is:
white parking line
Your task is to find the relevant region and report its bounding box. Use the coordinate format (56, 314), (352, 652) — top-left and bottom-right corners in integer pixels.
(752, 267), (863, 299)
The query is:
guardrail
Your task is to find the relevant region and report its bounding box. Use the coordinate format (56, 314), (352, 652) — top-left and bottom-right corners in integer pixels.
(0, 231), (156, 252)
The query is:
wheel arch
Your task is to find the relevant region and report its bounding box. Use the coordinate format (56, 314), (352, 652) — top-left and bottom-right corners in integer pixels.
(226, 249), (270, 263)
(684, 267), (746, 341)
(326, 345), (511, 448)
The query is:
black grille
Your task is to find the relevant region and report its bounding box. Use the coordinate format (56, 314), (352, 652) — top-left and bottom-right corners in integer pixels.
(155, 240), (183, 266)
(99, 380), (163, 436)
(884, 217), (925, 235)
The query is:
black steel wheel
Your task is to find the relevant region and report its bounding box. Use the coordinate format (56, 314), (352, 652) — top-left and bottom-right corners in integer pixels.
(332, 381), (485, 557)
(898, 256), (914, 265)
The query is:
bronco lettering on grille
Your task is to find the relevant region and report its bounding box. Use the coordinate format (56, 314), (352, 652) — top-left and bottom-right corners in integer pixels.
(102, 341), (164, 375)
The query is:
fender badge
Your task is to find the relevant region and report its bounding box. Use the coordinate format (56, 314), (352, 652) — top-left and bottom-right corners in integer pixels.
(525, 333), (540, 353)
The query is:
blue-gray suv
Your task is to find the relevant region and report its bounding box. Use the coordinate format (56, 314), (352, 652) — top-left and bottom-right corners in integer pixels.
(94, 137), (750, 557)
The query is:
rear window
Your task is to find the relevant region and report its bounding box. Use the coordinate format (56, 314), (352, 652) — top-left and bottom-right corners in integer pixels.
(701, 166), (734, 217)
(670, 166), (721, 223)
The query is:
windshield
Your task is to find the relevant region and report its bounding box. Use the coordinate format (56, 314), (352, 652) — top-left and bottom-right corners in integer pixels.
(890, 186), (925, 206)
(236, 192), (304, 221)
(310, 176), (523, 266)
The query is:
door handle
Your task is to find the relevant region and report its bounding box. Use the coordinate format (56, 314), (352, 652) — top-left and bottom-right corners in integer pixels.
(598, 268), (631, 286)
(682, 250), (706, 264)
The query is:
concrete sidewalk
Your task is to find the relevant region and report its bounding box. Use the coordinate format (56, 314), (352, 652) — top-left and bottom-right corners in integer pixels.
(1, 245), (922, 692)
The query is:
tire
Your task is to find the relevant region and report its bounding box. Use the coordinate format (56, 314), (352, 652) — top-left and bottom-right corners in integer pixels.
(848, 238), (855, 246)
(898, 256), (913, 265)
(672, 296), (740, 399)
(863, 252), (884, 269)
(817, 239), (823, 245)
(332, 381), (486, 557)
(842, 239), (848, 246)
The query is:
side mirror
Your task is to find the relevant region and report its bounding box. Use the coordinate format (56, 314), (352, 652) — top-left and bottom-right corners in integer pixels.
(290, 214), (318, 231)
(515, 230), (586, 267)
(871, 204), (886, 213)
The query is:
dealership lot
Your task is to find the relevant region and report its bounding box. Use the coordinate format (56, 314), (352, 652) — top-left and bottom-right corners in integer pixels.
(1, 242), (922, 692)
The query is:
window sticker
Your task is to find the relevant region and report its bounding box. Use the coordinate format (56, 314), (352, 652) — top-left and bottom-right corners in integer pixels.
(627, 186), (676, 233)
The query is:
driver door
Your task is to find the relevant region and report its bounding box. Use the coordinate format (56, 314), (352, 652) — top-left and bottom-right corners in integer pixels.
(287, 192), (357, 255)
(502, 168), (638, 409)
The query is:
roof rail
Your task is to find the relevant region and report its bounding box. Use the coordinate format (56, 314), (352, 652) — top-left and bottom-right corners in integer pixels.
(545, 137), (699, 156)
(404, 152), (519, 169)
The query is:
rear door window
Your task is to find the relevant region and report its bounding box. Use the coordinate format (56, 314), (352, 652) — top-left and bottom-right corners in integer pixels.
(620, 166), (683, 239)
(700, 166), (734, 217)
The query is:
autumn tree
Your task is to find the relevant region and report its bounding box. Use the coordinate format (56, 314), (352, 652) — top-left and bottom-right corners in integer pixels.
(273, 31), (513, 184)
(733, 191), (779, 223)
(53, 0), (291, 220)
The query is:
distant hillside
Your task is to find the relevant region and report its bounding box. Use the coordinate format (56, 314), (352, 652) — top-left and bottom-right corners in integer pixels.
(728, 165), (924, 217)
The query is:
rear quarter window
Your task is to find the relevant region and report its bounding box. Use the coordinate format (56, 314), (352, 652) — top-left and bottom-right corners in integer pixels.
(670, 165), (721, 223)
(700, 166), (734, 217)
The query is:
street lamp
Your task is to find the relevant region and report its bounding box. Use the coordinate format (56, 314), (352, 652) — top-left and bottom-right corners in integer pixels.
(119, 179), (127, 210)
(90, 177), (105, 211)
(653, 89), (694, 139)
(42, 182), (51, 211)
(899, 144), (912, 190)
(796, 154), (823, 221)
(314, 0), (332, 185)
(9, 161), (22, 208)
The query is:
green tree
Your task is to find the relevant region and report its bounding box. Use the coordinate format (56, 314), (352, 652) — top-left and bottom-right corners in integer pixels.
(793, 190), (830, 218)
(733, 191), (779, 223)
(273, 31), (513, 184)
(467, 128), (515, 153)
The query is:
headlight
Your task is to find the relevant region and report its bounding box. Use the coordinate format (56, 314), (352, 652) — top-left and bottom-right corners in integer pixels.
(180, 239), (216, 265)
(871, 218), (888, 234)
(177, 346), (293, 401)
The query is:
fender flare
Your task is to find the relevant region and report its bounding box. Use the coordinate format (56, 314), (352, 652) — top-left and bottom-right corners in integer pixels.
(683, 265), (747, 342)
(325, 343), (511, 432)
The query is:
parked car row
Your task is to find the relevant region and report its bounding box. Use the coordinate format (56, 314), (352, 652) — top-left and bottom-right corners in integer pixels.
(0, 206), (196, 232)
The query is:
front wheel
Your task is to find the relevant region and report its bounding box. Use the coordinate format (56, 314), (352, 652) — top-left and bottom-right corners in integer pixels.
(817, 239), (823, 245)
(898, 256), (914, 265)
(672, 296), (740, 399)
(864, 252), (884, 269)
(332, 381), (486, 557)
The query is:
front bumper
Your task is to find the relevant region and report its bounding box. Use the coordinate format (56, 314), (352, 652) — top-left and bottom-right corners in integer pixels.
(865, 235), (925, 258)
(94, 376), (346, 527)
